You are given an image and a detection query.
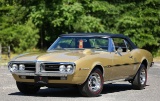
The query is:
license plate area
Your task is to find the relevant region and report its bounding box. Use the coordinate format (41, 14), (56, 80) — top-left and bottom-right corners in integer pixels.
(34, 76), (48, 84)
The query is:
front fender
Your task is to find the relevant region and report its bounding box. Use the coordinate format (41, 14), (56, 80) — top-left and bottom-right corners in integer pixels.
(74, 61), (104, 84)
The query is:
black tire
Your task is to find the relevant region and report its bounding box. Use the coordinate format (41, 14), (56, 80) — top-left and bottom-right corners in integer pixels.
(16, 82), (40, 95)
(132, 64), (147, 90)
(78, 68), (104, 97)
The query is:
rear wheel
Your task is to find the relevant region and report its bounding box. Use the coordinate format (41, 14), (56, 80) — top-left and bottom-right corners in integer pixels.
(16, 82), (40, 94)
(132, 64), (147, 90)
(78, 68), (104, 97)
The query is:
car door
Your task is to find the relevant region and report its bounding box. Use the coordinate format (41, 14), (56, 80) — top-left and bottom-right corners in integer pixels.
(89, 37), (113, 81)
(110, 38), (135, 80)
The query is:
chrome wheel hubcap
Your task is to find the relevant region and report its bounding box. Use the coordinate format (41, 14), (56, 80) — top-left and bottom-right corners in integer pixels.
(88, 73), (101, 92)
(140, 69), (146, 85)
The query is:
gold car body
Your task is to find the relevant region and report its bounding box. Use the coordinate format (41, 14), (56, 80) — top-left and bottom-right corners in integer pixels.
(8, 34), (153, 85)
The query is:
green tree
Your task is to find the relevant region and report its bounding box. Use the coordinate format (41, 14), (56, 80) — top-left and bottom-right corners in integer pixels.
(114, 0), (160, 55)
(0, 0), (39, 53)
(0, 0), (159, 55)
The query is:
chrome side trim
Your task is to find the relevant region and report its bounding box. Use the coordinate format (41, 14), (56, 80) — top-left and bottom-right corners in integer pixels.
(104, 79), (126, 84)
(81, 68), (89, 70)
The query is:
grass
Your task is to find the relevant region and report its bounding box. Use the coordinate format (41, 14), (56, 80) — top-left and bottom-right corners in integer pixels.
(0, 53), (17, 66)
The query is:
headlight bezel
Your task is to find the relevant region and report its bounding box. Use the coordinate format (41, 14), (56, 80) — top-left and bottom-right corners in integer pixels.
(8, 63), (26, 72)
(59, 63), (75, 74)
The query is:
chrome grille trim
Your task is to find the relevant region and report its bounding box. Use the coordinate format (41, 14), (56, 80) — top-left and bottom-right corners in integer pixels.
(9, 61), (76, 76)
(38, 62), (76, 75)
(35, 62), (41, 74)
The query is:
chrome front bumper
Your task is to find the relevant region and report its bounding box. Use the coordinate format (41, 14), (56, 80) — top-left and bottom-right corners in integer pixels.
(11, 72), (68, 77)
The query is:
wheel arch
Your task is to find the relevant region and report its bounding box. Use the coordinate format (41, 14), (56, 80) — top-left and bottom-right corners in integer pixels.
(78, 64), (104, 97)
(81, 64), (105, 85)
(131, 59), (148, 90)
(132, 58), (148, 80)
(141, 59), (148, 69)
(93, 65), (104, 77)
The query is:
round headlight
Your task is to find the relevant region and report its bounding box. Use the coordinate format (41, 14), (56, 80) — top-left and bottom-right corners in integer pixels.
(66, 65), (73, 72)
(59, 65), (66, 72)
(11, 64), (18, 72)
(19, 64), (25, 71)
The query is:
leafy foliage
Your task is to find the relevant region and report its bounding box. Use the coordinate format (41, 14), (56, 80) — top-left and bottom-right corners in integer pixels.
(0, 0), (159, 55)
(0, 0), (39, 53)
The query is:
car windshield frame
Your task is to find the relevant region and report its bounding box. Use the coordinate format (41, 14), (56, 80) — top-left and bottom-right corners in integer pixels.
(47, 36), (110, 52)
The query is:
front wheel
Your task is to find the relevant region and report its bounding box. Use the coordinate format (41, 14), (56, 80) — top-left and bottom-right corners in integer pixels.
(132, 64), (147, 90)
(78, 68), (104, 97)
(16, 82), (40, 95)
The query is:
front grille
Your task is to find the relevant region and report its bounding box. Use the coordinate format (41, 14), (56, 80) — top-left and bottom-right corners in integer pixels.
(24, 63), (36, 71)
(43, 63), (60, 71)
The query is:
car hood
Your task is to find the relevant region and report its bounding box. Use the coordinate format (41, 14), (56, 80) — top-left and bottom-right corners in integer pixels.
(11, 49), (95, 62)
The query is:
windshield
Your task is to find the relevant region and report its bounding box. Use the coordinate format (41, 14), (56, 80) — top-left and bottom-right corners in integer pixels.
(47, 36), (109, 51)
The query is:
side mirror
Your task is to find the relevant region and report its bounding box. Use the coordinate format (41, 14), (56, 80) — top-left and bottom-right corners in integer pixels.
(127, 49), (130, 52)
(115, 47), (122, 56)
(117, 47), (122, 53)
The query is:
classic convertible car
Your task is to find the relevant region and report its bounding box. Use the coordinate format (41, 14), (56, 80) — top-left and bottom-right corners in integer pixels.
(8, 33), (153, 97)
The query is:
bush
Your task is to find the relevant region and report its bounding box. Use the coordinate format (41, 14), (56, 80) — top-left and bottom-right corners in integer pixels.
(0, 20), (39, 53)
